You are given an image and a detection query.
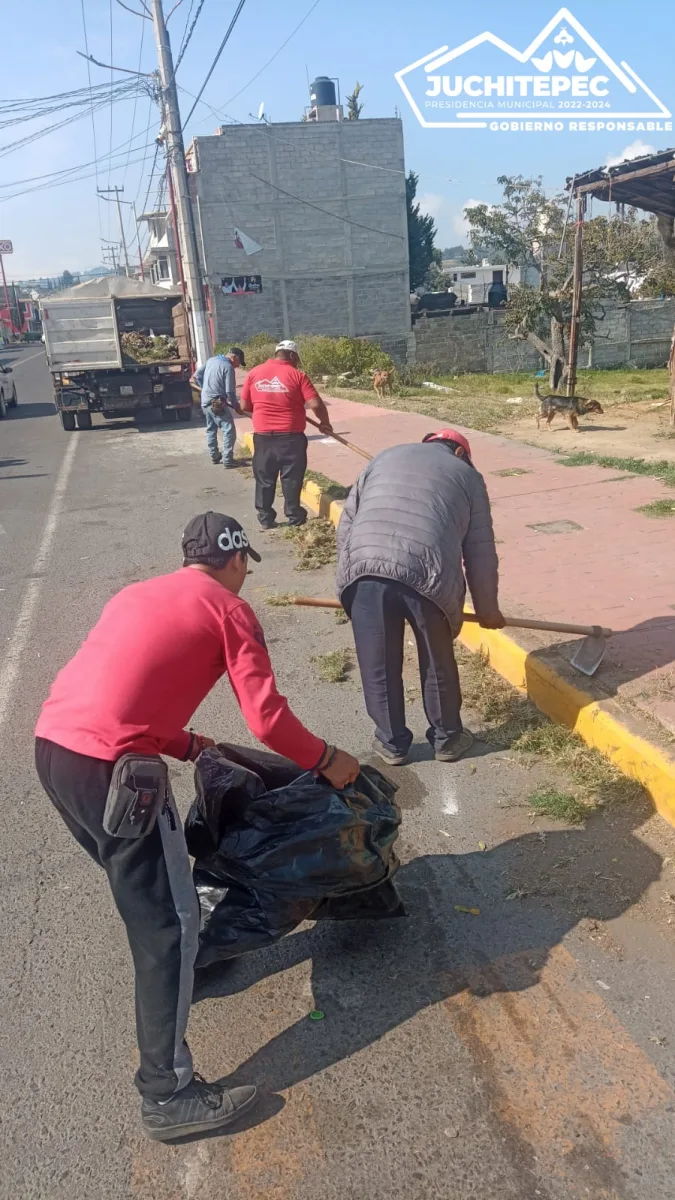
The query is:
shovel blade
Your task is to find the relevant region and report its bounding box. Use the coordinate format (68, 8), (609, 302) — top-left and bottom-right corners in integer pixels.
(570, 634), (606, 677)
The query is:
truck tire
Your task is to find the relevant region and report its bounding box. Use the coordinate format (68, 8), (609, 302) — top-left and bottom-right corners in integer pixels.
(176, 406), (192, 422)
(59, 411), (76, 431)
(75, 410), (93, 430)
(160, 407), (178, 423)
(0, 396), (6, 419)
(9, 385), (17, 408)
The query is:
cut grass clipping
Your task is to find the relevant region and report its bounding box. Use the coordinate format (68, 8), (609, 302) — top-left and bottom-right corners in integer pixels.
(636, 499), (675, 519)
(312, 648), (351, 683)
(283, 518), (337, 570)
(304, 469), (351, 502)
(454, 643), (644, 820)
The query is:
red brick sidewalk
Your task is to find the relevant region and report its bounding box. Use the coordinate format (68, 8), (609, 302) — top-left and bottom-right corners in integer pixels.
(235, 392), (675, 738)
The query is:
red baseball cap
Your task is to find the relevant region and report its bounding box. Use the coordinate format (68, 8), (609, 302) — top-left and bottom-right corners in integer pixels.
(422, 428), (473, 462)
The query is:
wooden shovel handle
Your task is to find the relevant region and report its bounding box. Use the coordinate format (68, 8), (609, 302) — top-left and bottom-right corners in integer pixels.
(291, 597), (611, 638)
(305, 415), (373, 461)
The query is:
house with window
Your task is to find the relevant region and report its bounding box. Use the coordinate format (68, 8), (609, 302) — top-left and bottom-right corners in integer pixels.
(138, 210), (179, 289)
(441, 259), (540, 304)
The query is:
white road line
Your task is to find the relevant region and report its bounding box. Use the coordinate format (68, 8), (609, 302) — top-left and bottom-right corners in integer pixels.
(0, 436), (77, 733)
(4, 349), (44, 370)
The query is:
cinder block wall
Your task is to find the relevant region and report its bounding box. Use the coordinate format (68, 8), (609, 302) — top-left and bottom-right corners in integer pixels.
(190, 119), (410, 347)
(413, 299), (675, 374)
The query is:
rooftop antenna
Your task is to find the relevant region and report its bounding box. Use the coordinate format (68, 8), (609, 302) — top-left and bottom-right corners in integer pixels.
(257, 101), (265, 120)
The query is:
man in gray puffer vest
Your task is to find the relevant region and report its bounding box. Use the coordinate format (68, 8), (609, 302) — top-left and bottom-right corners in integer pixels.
(336, 429), (504, 765)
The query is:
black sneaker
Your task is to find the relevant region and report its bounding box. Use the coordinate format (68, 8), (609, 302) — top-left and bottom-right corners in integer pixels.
(141, 1075), (258, 1142)
(434, 730), (475, 763)
(211, 453), (222, 465)
(372, 739), (409, 767)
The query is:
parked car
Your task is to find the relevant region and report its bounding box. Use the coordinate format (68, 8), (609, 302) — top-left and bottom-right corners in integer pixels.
(0, 364), (18, 418)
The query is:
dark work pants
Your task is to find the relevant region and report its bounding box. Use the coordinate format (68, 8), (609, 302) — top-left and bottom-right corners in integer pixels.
(348, 578), (463, 756)
(253, 432), (307, 527)
(35, 737), (199, 1102)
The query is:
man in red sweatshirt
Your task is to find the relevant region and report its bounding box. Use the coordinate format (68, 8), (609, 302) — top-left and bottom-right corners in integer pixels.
(35, 511), (359, 1143)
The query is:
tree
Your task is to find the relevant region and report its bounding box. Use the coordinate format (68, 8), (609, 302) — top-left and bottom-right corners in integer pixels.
(60, 269), (74, 289)
(346, 82), (363, 120)
(406, 171), (438, 289)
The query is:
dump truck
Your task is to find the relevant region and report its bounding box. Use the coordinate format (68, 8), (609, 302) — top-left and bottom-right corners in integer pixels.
(40, 277), (196, 431)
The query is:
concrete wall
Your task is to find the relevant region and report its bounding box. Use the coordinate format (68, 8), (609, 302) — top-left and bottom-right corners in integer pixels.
(190, 119), (410, 347)
(411, 299), (675, 374)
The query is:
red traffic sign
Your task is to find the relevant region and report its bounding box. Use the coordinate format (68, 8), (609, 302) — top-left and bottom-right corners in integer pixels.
(0, 240), (13, 254)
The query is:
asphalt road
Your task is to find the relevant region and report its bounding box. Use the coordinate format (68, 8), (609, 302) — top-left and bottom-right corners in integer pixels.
(2, 347), (675, 1200)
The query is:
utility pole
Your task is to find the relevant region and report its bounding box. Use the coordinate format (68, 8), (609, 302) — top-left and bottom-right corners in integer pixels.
(98, 186), (131, 276)
(566, 193), (584, 398)
(150, 0), (211, 364)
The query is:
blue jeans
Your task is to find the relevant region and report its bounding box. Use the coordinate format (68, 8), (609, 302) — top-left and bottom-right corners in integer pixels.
(203, 404), (236, 465)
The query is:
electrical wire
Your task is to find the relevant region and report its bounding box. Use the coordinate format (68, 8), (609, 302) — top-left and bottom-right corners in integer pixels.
(122, 19), (147, 183)
(175, 0), (206, 72)
(182, 0), (248, 129)
(80, 0), (104, 242)
(0, 82), (144, 160)
(108, 0), (115, 203)
(219, 0), (321, 110)
(247, 171), (406, 241)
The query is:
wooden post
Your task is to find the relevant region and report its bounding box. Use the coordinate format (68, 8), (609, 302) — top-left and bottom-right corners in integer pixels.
(566, 193), (584, 397)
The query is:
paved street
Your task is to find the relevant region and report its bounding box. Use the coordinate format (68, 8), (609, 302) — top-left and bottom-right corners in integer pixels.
(3, 348), (675, 1200)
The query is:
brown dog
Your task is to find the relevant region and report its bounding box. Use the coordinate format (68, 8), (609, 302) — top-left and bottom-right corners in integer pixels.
(373, 369), (394, 399)
(534, 382), (604, 430)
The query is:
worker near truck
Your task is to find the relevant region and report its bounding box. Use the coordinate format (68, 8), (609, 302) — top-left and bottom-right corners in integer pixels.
(239, 340), (333, 529)
(336, 430), (505, 766)
(35, 511), (359, 1143)
(191, 347), (246, 468)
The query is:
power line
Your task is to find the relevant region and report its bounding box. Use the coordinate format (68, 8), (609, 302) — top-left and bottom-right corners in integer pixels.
(0, 82), (143, 160)
(80, 0), (104, 242)
(247, 171), (406, 241)
(122, 19), (147, 183)
(175, 0), (206, 72)
(108, 0), (115, 200)
(218, 0), (321, 110)
(182, 0), (248, 129)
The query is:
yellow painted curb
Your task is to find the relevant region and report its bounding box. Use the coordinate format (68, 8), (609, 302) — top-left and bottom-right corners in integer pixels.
(239, 431), (675, 825)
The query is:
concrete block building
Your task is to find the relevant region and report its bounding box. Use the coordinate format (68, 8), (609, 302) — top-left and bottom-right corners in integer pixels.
(187, 111), (410, 351)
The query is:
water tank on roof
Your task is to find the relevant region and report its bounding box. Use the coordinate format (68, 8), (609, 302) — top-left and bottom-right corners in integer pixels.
(310, 76), (337, 107)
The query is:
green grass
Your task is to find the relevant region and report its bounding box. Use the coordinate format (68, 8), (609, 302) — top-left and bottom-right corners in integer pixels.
(334, 607), (349, 625)
(330, 366), (669, 435)
(283, 519), (337, 570)
(304, 469), (351, 501)
(266, 592), (294, 606)
(636, 499), (675, 518)
(312, 648), (351, 683)
(528, 786), (590, 825)
(557, 450), (675, 488)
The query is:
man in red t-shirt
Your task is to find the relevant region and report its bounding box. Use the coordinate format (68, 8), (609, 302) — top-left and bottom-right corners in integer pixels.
(240, 339), (333, 529)
(34, 512), (358, 1143)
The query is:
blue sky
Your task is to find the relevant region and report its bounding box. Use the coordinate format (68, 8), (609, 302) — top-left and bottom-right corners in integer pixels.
(2, 0), (673, 278)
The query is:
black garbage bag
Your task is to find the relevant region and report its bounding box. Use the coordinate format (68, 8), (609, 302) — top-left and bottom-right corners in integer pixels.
(185, 744), (403, 966)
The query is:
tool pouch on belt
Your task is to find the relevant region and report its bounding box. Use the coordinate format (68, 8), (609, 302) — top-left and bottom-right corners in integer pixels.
(103, 753), (168, 838)
(210, 397), (228, 416)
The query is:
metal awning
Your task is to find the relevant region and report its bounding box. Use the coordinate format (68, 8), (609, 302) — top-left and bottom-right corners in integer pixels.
(567, 148), (675, 217)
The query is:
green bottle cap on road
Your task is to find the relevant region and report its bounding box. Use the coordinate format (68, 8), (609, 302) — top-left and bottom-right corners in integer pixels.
(309, 1009), (325, 1021)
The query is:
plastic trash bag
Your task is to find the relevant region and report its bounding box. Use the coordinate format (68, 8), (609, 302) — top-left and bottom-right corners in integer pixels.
(185, 744), (403, 966)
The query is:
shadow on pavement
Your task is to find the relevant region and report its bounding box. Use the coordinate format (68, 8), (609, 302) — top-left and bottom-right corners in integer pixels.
(7, 402), (55, 419)
(195, 796), (661, 1095)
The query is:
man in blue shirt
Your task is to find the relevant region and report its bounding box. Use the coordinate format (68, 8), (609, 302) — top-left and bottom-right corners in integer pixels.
(191, 347), (245, 468)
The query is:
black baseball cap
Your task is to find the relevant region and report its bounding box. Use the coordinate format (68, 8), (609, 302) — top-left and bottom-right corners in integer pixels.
(182, 512), (261, 566)
(229, 346), (246, 366)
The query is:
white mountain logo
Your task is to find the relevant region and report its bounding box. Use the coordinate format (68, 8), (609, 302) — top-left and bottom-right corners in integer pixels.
(395, 6), (671, 133)
(253, 376), (289, 393)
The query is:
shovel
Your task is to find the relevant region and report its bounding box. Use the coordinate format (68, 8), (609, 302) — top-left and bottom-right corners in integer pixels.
(290, 597), (612, 677)
(305, 415), (373, 461)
